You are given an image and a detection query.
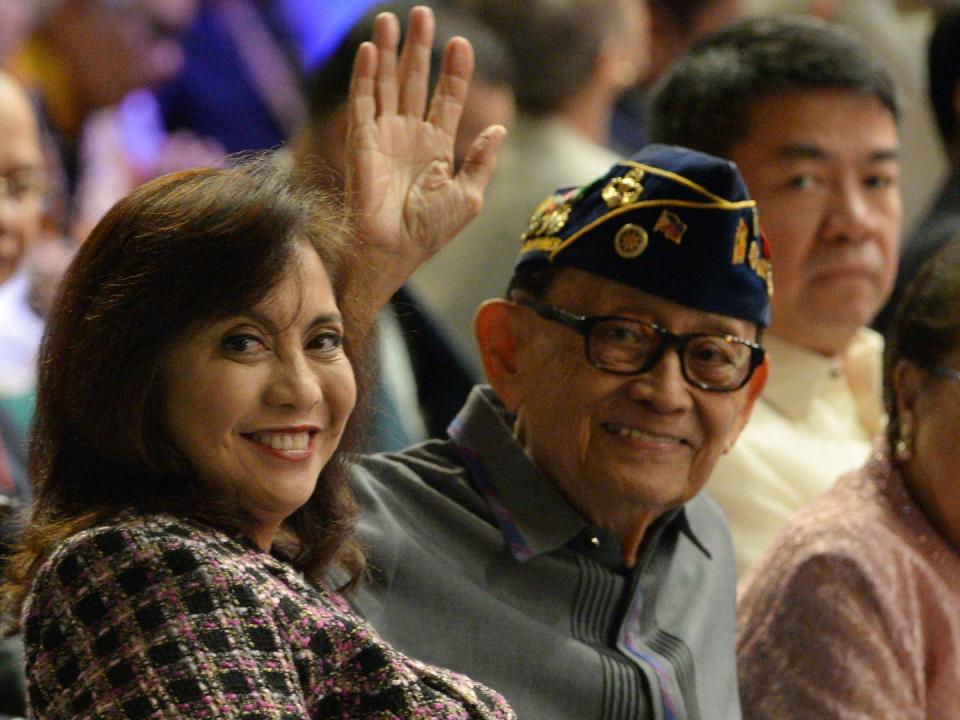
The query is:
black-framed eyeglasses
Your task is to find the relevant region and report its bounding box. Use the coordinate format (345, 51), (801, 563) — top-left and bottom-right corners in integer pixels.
(933, 366), (960, 383)
(516, 298), (765, 392)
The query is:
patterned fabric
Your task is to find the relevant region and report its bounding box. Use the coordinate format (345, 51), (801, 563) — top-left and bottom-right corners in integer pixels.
(23, 512), (515, 719)
(737, 446), (960, 719)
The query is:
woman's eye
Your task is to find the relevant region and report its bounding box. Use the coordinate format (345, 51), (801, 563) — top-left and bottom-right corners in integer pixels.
(222, 334), (267, 354)
(308, 331), (344, 353)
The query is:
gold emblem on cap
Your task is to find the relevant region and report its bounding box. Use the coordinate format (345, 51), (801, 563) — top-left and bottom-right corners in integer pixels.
(521, 197), (572, 243)
(614, 223), (649, 259)
(746, 237), (774, 297)
(602, 167), (645, 208)
(653, 210), (687, 245)
(757, 260), (774, 297)
(731, 217), (749, 264)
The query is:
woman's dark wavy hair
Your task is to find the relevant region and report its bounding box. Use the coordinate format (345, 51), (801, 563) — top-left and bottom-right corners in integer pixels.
(3, 159), (371, 626)
(883, 237), (960, 451)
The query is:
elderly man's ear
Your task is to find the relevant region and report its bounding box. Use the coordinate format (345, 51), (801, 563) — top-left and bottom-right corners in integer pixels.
(475, 300), (525, 412)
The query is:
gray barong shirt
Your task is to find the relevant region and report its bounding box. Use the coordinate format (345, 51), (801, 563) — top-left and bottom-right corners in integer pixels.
(349, 386), (742, 720)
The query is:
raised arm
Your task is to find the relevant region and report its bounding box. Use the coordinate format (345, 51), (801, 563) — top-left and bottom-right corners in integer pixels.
(344, 5), (506, 332)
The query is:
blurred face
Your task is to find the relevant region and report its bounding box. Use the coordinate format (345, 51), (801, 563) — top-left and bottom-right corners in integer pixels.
(505, 270), (756, 542)
(162, 242), (356, 549)
(645, 0), (739, 86)
(0, 0), (35, 59)
(0, 76), (44, 285)
(729, 88), (900, 356)
(53, 0), (195, 109)
(616, 0), (652, 86)
(897, 353), (960, 550)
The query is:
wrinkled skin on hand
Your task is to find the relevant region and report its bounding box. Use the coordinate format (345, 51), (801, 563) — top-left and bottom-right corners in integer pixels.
(344, 5), (506, 333)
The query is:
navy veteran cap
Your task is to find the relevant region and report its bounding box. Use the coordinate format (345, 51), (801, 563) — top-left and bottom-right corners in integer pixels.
(513, 143), (773, 326)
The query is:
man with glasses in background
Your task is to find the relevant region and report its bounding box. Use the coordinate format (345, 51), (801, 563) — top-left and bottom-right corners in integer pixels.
(348, 143), (771, 719)
(0, 70), (45, 510)
(0, 68), (46, 720)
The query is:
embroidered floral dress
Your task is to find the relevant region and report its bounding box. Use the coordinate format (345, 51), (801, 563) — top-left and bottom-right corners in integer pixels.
(737, 446), (960, 719)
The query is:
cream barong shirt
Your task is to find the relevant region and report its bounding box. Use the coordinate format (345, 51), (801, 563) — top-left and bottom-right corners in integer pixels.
(707, 328), (885, 575)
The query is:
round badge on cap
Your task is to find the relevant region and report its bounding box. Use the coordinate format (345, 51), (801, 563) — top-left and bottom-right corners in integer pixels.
(614, 223), (649, 259)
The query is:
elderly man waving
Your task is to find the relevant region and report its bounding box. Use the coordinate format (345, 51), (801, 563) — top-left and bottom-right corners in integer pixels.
(349, 142), (771, 720)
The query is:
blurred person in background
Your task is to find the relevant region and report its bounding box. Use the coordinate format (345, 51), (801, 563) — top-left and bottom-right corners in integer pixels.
(611, 0), (744, 154)
(6, 0), (197, 192)
(0, 64), (44, 720)
(738, 237), (960, 719)
(875, 5), (960, 332)
(408, 0), (650, 372)
(5, 0), (220, 241)
(157, 0), (304, 154)
(0, 71), (46, 461)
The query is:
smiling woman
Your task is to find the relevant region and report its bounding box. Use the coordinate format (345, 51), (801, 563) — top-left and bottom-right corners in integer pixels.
(16, 162), (365, 576)
(161, 235), (359, 552)
(0, 5), (511, 718)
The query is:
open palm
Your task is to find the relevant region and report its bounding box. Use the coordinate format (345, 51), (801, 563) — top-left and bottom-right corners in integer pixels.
(345, 6), (505, 321)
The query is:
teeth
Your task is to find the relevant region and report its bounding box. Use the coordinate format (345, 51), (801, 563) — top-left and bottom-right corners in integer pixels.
(250, 432), (310, 451)
(609, 424), (679, 443)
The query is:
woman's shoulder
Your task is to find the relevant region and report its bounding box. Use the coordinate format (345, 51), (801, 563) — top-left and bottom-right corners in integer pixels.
(758, 462), (897, 560)
(28, 511), (266, 601)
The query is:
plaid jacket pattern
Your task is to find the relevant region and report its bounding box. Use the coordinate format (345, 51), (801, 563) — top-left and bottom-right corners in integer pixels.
(23, 512), (515, 719)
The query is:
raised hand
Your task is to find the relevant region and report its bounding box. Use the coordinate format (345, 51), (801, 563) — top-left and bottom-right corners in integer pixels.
(344, 5), (506, 322)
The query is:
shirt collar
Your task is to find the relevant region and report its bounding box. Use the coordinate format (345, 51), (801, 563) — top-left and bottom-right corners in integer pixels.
(760, 328), (882, 421)
(448, 386), (708, 566)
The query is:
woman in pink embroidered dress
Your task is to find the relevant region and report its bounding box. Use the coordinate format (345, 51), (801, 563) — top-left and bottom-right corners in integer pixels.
(737, 238), (960, 719)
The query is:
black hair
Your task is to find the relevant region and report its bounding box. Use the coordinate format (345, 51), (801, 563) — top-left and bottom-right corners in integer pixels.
(647, 14), (900, 158)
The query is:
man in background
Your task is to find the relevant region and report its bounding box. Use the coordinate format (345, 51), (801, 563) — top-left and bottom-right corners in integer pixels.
(0, 67), (45, 720)
(649, 15), (900, 573)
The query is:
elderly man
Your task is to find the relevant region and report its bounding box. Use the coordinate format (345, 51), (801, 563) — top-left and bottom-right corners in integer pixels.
(648, 15), (900, 574)
(350, 143), (771, 719)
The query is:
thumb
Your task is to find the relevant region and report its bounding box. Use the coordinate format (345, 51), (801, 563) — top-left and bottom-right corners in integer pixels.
(456, 124), (507, 215)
